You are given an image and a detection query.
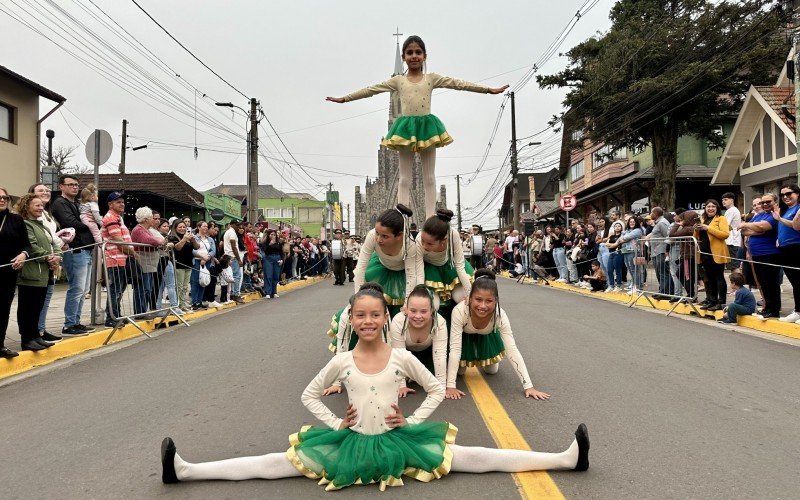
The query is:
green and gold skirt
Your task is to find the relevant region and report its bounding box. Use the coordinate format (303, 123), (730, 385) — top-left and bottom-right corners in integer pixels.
(286, 422), (458, 491)
(365, 253), (405, 317)
(381, 114), (453, 152)
(460, 330), (505, 367)
(424, 260), (474, 303)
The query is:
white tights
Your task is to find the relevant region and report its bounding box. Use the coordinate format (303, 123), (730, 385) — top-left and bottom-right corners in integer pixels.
(398, 148), (437, 218)
(172, 439), (578, 481)
(458, 362), (500, 376)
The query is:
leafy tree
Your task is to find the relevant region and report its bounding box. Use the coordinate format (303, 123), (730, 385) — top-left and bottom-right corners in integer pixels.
(538, 0), (790, 209)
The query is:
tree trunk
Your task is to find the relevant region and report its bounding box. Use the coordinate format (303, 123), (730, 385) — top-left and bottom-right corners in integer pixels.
(650, 117), (679, 210)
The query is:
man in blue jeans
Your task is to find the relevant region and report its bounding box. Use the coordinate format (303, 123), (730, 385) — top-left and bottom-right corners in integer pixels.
(223, 219), (244, 304)
(646, 207), (675, 299)
(51, 175), (95, 336)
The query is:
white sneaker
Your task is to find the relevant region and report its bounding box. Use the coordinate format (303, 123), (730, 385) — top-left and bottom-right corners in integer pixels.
(779, 311), (800, 323)
(273, 293), (279, 298)
(201, 301), (210, 307)
(604, 287), (613, 293)
(556, 278), (567, 283)
(264, 295), (271, 299)
(209, 301), (222, 308)
(174, 309), (185, 316)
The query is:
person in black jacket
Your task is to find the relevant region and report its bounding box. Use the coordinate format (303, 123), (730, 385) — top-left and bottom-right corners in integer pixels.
(0, 187), (32, 357)
(51, 175), (95, 336)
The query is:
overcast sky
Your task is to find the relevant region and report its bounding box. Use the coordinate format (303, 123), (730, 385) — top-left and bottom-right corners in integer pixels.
(1, 0), (615, 227)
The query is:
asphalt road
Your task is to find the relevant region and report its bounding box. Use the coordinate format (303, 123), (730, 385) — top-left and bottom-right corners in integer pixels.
(0, 278), (798, 499)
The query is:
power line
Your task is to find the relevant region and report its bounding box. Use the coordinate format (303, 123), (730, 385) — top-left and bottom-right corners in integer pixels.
(129, 0), (249, 99)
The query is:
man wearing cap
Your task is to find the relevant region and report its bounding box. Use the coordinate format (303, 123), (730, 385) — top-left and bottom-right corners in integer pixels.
(101, 192), (138, 326)
(223, 219), (245, 303)
(331, 229), (346, 285)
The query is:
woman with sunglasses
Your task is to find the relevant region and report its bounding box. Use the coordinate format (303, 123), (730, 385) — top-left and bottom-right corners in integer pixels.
(771, 184), (800, 323)
(741, 194), (780, 319)
(0, 188), (32, 358)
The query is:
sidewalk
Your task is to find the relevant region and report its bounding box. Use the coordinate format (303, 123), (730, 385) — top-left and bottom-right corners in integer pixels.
(503, 272), (800, 342)
(1, 275), (327, 380)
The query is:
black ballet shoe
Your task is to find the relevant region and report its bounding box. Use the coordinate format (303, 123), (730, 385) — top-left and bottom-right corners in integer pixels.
(161, 437), (180, 484)
(574, 423), (590, 471)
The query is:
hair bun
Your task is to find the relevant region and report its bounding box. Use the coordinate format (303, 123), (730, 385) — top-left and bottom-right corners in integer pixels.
(473, 268), (496, 281)
(359, 282), (385, 295)
(435, 208), (454, 222)
(395, 204), (413, 217)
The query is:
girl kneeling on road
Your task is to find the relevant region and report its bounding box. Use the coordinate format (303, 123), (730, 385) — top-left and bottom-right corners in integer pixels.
(445, 269), (551, 401)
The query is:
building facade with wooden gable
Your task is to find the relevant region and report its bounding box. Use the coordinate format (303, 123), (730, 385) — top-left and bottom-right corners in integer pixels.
(73, 172), (205, 227)
(0, 65), (65, 197)
(712, 58), (798, 205)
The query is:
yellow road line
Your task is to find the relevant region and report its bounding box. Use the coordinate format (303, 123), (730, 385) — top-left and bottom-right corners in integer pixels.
(464, 367), (565, 500)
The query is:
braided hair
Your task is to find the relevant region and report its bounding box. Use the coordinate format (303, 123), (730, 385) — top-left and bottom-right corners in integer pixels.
(343, 282), (390, 348)
(468, 268), (501, 332)
(401, 284), (438, 340)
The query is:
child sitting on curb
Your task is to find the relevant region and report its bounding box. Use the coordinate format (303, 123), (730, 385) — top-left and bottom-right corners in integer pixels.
(581, 260), (607, 292)
(719, 272), (755, 324)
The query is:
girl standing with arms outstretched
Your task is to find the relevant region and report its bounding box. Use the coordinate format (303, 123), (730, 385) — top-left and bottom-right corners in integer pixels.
(446, 269), (551, 401)
(160, 284), (589, 491)
(327, 36), (508, 217)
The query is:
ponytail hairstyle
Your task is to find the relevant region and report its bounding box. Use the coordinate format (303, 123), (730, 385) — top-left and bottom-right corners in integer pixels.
(422, 208), (455, 267)
(468, 268), (501, 332)
(376, 203), (413, 258)
(401, 284), (438, 340)
(345, 282), (390, 347)
(80, 183), (98, 203)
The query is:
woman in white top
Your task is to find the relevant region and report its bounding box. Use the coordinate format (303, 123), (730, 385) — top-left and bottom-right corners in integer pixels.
(417, 209), (474, 326)
(353, 204), (423, 317)
(446, 269), (551, 401)
(390, 284), (448, 395)
(160, 284), (589, 491)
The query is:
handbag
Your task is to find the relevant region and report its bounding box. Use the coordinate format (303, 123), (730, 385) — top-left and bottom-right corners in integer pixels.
(198, 264), (211, 287)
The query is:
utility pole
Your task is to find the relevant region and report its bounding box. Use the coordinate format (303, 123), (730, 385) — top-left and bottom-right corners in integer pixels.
(346, 203), (350, 231)
(119, 119), (127, 192)
(248, 98), (259, 223)
(509, 91), (519, 231)
(455, 174), (463, 232)
(328, 182), (334, 237)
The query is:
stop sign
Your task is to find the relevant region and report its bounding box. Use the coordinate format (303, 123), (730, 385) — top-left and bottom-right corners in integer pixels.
(559, 194), (577, 212)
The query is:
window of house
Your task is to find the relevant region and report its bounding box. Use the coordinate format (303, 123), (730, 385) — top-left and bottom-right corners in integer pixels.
(593, 145), (627, 169)
(0, 102), (13, 142)
(569, 159), (584, 181)
(265, 208), (294, 218)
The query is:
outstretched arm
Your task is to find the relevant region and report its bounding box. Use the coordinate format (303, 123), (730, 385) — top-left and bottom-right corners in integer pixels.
(327, 78), (399, 103)
(430, 73), (508, 94)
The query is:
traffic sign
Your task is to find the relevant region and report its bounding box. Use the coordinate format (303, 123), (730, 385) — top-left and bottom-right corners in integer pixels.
(85, 129), (113, 167)
(559, 194), (577, 212)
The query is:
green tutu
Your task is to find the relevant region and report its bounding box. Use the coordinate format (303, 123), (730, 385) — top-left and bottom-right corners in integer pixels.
(424, 260), (474, 303)
(365, 253), (405, 317)
(286, 422), (458, 491)
(382, 114), (453, 152)
(460, 329), (505, 367)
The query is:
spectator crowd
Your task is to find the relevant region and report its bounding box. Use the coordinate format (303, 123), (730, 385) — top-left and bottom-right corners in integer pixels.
(0, 174), (358, 358)
(457, 185), (800, 327)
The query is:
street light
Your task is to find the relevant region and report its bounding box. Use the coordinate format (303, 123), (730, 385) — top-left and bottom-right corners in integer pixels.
(131, 144), (148, 151)
(41, 129), (57, 190)
(511, 141), (542, 230)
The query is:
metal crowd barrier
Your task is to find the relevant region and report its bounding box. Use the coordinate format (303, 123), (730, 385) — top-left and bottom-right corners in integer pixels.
(101, 241), (189, 344)
(628, 236), (700, 315)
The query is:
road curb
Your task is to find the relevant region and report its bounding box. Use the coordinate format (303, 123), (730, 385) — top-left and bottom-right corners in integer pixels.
(0, 275), (327, 381)
(502, 273), (800, 342)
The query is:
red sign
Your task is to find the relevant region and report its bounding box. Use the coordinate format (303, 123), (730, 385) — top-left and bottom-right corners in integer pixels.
(559, 194), (577, 212)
